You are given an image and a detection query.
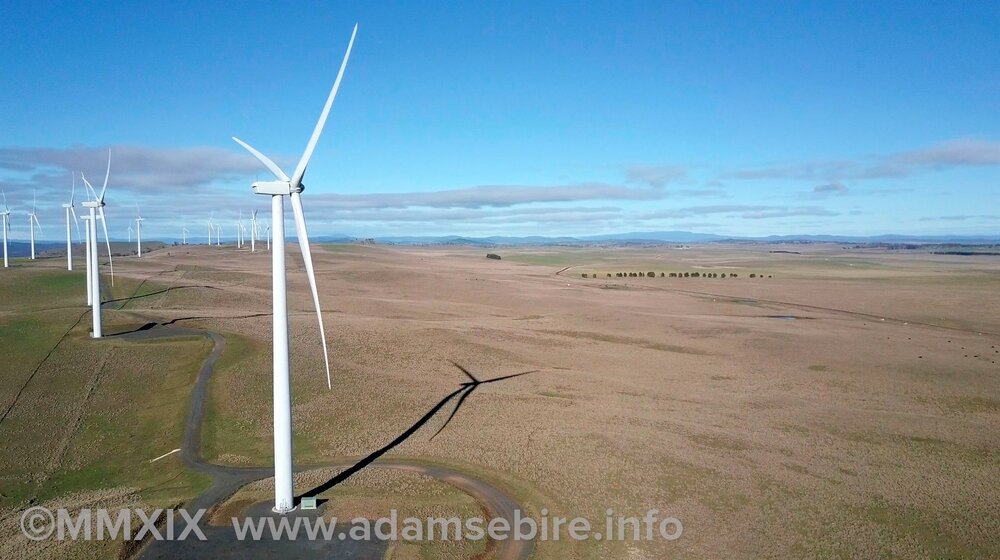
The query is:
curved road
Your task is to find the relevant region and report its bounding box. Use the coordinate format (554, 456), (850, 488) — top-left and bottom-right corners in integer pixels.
(119, 321), (532, 559)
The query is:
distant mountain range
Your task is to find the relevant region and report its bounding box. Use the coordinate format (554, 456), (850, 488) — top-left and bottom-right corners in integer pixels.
(6, 231), (998, 256)
(325, 231), (1000, 246)
(5, 241), (167, 258)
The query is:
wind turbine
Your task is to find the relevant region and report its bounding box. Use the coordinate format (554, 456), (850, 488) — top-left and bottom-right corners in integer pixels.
(237, 210), (244, 248)
(128, 224), (133, 244)
(215, 223), (222, 245)
(135, 204), (144, 257)
(27, 190), (41, 260)
(81, 150), (115, 338)
(207, 214), (214, 245)
(266, 225), (271, 251)
(63, 176), (81, 270)
(1, 189), (10, 268)
(183, 227), (189, 245)
(250, 209), (258, 252)
(232, 24), (354, 513)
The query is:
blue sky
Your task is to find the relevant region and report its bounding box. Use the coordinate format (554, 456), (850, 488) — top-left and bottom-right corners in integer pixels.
(1, 1), (997, 240)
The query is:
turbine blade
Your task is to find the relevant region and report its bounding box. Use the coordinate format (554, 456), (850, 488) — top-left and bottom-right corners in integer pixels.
(98, 206), (114, 286)
(73, 210), (81, 241)
(99, 149), (111, 202)
(290, 23), (357, 190)
(70, 174), (76, 205)
(290, 191), (331, 389)
(81, 175), (98, 201)
(232, 137), (290, 181)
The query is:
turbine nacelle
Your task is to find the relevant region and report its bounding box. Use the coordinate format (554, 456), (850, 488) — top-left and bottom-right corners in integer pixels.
(81, 200), (105, 208)
(251, 180), (304, 196)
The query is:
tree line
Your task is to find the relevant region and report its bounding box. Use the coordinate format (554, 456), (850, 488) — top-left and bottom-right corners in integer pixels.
(579, 271), (773, 279)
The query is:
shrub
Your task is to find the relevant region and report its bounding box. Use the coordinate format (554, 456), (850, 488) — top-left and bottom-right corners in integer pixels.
(683, 272), (690, 277)
(750, 274), (756, 278)
(692, 272), (700, 278)
(582, 273), (588, 278)
(669, 272), (677, 278)
(486, 253), (501, 260)
(660, 272), (665, 277)
(647, 272), (655, 277)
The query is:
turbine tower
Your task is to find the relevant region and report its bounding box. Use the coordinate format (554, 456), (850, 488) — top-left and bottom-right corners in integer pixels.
(232, 24), (353, 513)
(1, 190), (11, 268)
(135, 204), (144, 257)
(81, 214), (92, 304)
(63, 176), (81, 270)
(128, 225), (133, 244)
(183, 227), (189, 245)
(27, 190), (41, 260)
(81, 151), (115, 338)
(215, 223), (222, 245)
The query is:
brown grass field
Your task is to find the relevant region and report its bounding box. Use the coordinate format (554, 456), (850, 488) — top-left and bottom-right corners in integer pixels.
(1, 242), (998, 558)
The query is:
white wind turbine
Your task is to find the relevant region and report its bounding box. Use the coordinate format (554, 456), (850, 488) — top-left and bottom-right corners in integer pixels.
(63, 176), (82, 270)
(215, 223), (222, 245)
(237, 210), (245, 248)
(1, 189), (11, 268)
(128, 224), (133, 244)
(266, 225), (271, 251)
(135, 204), (144, 257)
(81, 151), (115, 338)
(183, 227), (189, 245)
(27, 190), (41, 260)
(232, 24), (354, 513)
(250, 209), (258, 252)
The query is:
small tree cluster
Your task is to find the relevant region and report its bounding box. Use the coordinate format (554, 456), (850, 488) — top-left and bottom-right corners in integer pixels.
(602, 270), (767, 279)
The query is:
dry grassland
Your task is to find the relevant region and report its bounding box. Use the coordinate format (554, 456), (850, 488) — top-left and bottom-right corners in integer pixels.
(2, 242), (998, 558)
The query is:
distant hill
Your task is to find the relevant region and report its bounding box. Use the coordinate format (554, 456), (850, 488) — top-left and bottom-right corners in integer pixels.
(6, 241), (65, 258)
(4, 240), (171, 258)
(364, 231), (1000, 246)
(13, 232), (996, 252)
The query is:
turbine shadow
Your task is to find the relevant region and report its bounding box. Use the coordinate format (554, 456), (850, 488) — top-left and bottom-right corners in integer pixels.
(299, 362), (537, 501)
(105, 313), (272, 337)
(102, 285), (220, 306)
